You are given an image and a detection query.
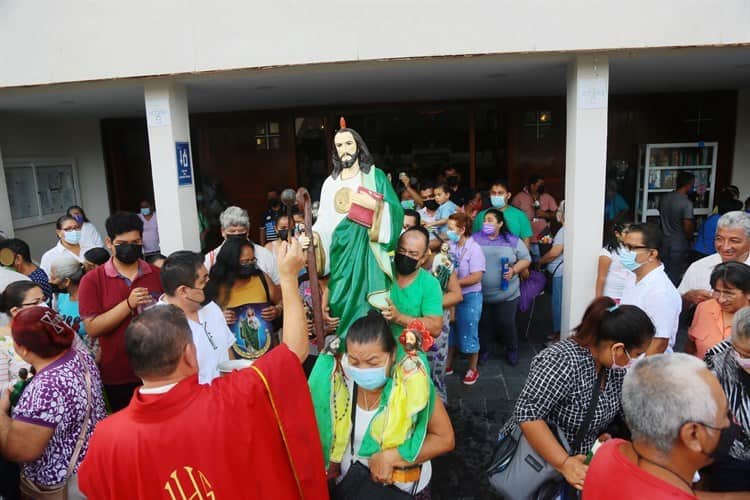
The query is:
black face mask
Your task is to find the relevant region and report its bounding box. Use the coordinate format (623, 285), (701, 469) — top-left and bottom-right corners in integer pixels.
(237, 263), (260, 279)
(537, 184), (546, 194)
(115, 243), (142, 265)
(424, 200), (439, 212)
(446, 175), (459, 187)
(706, 421), (741, 461)
(277, 229), (289, 241)
(226, 233), (248, 242)
(394, 253), (420, 276)
(49, 283), (67, 295)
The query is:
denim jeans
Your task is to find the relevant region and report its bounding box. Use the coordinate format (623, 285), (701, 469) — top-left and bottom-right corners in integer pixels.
(552, 276), (563, 333)
(449, 292), (483, 353)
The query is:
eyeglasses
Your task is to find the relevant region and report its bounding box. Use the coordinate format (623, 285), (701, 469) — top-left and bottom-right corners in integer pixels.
(21, 297), (47, 307)
(712, 289), (740, 300)
(623, 244), (650, 252)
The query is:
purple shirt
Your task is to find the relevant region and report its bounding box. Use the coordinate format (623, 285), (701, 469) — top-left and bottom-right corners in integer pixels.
(449, 236), (486, 294)
(12, 348), (107, 486)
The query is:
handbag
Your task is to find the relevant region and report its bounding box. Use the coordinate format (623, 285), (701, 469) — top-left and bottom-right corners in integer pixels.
(518, 270), (546, 313)
(487, 370), (605, 500)
(19, 353), (93, 500)
(331, 384), (419, 500)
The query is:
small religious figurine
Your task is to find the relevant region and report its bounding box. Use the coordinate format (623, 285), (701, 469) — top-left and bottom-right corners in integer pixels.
(311, 118), (404, 339)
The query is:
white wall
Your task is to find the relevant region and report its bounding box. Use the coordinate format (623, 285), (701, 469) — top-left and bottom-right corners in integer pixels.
(732, 89), (750, 201)
(0, 114), (110, 262)
(0, 0), (748, 88)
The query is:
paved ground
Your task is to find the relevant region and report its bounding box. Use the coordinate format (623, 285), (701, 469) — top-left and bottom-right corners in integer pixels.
(430, 292), (555, 500)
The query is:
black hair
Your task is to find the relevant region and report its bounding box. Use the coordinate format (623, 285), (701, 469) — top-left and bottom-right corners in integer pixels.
(399, 226), (430, 252)
(161, 251), (204, 296)
(84, 247), (111, 266)
(483, 209), (513, 240)
(66, 205), (90, 223)
(205, 238), (255, 307)
(331, 128), (374, 180)
(0, 238), (31, 263)
(573, 296), (655, 350)
(718, 198), (744, 215)
(56, 215), (77, 230)
(434, 184), (451, 197)
(0, 281), (41, 314)
(126, 305), (192, 378)
(105, 211), (144, 240)
(676, 171), (696, 190)
(710, 261), (750, 293)
(145, 253), (167, 265)
(419, 181), (435, 192)
(528, 174), (543, 186)
(489, 179), (510, 191)
(602, 221), (625, 253)
(346, 310), (397, 353)
(403, 209), (421, 226)
(627, 223), (663, 258)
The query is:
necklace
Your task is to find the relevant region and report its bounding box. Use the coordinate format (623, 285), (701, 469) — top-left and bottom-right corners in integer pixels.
(631, 443), (695, 495)
(360, 388), (381, 411)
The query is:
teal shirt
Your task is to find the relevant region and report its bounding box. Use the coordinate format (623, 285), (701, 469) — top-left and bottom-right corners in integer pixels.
(473, 205), (533, 239)
(389, 268), (443, 338)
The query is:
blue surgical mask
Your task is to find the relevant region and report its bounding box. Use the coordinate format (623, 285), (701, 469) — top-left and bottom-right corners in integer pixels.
(63, 230), (82, 245)
(490, 195), (506, 209)
(446, 229), (460, 242)
(618, 249), (643, 272)
(401, 200), (415, 210)
(140, 208), (152, 216)
(342, 355), (389, 390)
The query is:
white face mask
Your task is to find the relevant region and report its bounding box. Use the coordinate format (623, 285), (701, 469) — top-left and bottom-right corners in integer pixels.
(611, 346), (639, 370)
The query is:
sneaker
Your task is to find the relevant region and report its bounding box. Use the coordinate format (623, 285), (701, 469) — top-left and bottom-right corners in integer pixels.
(463, 368), (479, 385)
(445, 364), (454, 376)
(479, 351), (492, 365)
(506, 349), (520, 366)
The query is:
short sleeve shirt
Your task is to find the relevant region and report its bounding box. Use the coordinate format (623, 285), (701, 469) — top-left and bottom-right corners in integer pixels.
(678, 253), (750, 295)
(659, 191), (694, 245)
(12, 348), (107, 487)
(512, 190), (558, 241)
(436, 200), (458, 225)
(546, 227), (565, 277)
(449, 237), (486, 294)
(472, 206), (533, 240)
(474, 232), (531, 302)
(599, 247), (636, 300)
(78, 259), (163, 385)
(389, 269), (443, 337)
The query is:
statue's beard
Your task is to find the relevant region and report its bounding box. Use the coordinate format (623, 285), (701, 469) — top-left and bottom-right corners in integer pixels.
(340, 153), (357, 169)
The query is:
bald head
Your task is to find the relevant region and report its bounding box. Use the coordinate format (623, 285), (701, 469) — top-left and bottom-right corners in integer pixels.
(126, 305), (194, 379)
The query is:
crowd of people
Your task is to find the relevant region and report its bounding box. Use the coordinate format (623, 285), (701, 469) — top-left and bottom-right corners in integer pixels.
(0, 157), (750, 500)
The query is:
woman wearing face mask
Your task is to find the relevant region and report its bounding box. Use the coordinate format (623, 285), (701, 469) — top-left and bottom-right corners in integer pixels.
(687, 262), (750, 360)
(39, 215), (92, 277)
(137, 200), (160, 258)
(309, 311), (455, 498)
(704, 306), (750, 492)
(0, 282), (44, 391)
(50, 254), (99, 361)
(445, 212), (486, 385)
(265, 214), (291, 259)
(66, 205), (104, 249)
(497, 296), (655, 494)
(205, 239), (280, 359)
(475, 209), (531, 366)
(595, 222), (635, 302)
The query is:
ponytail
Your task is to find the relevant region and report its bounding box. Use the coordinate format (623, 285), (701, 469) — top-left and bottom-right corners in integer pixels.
(573, 296), (655, 350)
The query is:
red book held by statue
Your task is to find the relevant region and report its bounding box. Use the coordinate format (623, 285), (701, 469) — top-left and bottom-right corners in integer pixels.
(348, 186), (383, 228)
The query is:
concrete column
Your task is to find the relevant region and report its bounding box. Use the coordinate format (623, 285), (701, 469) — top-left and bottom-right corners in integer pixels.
(0, 148), (14, 237)
(144, 81), (200, 254)
(561, 54), (609, 336)
(732, 89), (750, 197)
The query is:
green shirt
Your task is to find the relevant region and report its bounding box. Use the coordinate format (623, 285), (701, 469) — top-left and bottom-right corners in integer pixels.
(473, 205), (533, 239)
(389, 268), (443, 338)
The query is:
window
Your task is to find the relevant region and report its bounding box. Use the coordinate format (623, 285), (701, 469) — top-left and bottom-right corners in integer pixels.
(523, 111), (552, 140)
(255, 121), (281, 150)
(3, 158), (80, 228)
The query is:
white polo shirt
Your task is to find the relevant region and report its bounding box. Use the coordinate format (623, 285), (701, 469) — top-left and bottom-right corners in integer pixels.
(678, 252), (750, 295)
(39, 241), (91, 277)
(620, 264), (682, 353)
(203, 241), (280, 285)
(158, 298), (235, 384)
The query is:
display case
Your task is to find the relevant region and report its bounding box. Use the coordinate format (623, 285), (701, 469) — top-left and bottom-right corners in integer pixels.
(635, 142), (717, 222)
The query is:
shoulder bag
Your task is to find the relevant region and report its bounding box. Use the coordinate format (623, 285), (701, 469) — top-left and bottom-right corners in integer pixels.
(487, 370), (605, 500)
(19, 353), (93, 500)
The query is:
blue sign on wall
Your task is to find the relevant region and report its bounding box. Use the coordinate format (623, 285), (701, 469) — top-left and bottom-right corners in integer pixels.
(176, 142), (192, 186)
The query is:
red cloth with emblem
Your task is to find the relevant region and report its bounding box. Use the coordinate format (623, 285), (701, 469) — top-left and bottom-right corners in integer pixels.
(78, 345), (328, 499)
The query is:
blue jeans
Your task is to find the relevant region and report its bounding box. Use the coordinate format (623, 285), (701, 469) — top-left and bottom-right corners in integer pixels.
(552, 276), (563, 334)
(449, 291), (483, 353)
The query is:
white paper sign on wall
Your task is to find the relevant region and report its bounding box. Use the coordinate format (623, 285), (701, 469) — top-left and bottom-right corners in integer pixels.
(578, 78), (608, 110)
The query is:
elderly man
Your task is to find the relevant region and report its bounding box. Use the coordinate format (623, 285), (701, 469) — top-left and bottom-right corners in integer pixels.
(78, 238), (328, 499)
(584, 353), (742, 499)
(679, 211), (750, 305)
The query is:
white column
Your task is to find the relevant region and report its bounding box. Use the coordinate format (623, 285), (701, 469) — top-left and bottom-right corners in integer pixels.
(561, 54), (609, 336)
(0, 148), (14, 238)
(144, 81), (200, 254)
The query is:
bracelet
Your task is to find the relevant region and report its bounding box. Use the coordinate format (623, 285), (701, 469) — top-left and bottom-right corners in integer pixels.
(126, 297), (135, 313)
(559, 456), (571, 469)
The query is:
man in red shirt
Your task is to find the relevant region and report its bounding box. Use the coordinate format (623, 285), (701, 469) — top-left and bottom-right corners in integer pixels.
(584, 353), (743, 499)
(78, 238), (328, 499)
(79, 212), (163, 411)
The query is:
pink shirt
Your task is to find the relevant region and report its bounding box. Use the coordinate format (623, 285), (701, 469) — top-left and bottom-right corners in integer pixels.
(688, 299), (732, 360)
(511, 189), (558, 242)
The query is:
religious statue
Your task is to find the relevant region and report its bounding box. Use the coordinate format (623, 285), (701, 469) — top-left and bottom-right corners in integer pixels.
(311, 118), (403, 339)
